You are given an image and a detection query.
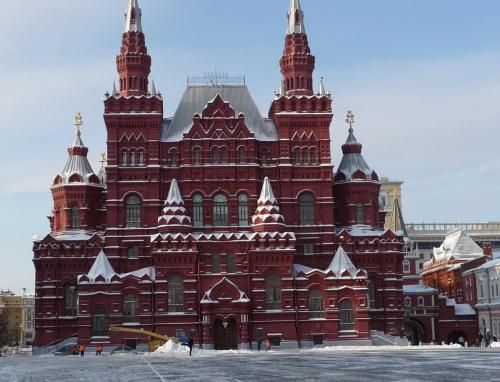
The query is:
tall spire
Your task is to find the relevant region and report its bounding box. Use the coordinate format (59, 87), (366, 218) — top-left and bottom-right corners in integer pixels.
(287, 0), (306, 35)
(158, 179), (192, 233)
(280, 1), (315, 95)
(117, 0), (151, 97)
(251, 177), (285, 233)
(124, 0), (143, 33)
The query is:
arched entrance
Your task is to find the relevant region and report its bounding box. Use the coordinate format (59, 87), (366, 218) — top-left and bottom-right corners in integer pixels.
(448, 330), (466, 345)
(404, 321), (421, 345)
(213, 318), (238, 350)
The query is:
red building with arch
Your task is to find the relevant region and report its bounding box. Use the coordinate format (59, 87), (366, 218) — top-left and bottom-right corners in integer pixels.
(33, 0), (405, 351)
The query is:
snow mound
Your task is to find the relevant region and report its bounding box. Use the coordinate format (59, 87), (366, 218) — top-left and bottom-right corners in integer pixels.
(491, 342), (500, 348)
(305, 344), (464, 352)
(154, 339), (188, 354)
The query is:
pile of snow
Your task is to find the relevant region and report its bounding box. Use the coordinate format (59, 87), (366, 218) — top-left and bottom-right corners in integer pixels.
(305, 344), (464, 352)
(491, 342), (500, 348)
(153, 339), (188, 354)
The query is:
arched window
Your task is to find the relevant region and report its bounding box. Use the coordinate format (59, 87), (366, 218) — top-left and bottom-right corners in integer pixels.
(219, 148), (228, 164)
(125, 196), (141, 228)
(121, 151), (128, 166)
(64, 284), (77, 316)
(92, 306), (108, 336)
(130, 151), (136, 167)
(417, 296), (424, 307)
(339, 300), (355, 331)
(292, 149), (300, 165)
(404, 297), (411, 306)
(227, 253), (236, 273)
(309, 289), (324, 318)
(299, 193), (315, 225)
(192, 194), (203, 228)
(403, 260), (410, 274)
(170, 150), (178, 167)
(168, 276), (183, 313)
(213, 194), (228, 226)
(265, 274), (281, 310)
(302, 150), (308, 165)
(211, 148), (218, 164)
(212, 253), (221, 273)
(238, 194), (248, 226)
(139, 151), (145, 166)
(70, 206), (79, 229)
(310, 148), (317, 165)
(238, 147), (246, 164)
(123, 294), (138, 323)
(193, 147), (201, 165)
(356, 203), (364, 224)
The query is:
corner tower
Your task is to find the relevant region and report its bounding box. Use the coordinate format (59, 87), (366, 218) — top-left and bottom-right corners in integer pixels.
(103, 0), (164, 259)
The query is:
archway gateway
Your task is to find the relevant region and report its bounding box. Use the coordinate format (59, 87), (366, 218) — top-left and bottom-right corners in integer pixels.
(213, 318), (238, 350)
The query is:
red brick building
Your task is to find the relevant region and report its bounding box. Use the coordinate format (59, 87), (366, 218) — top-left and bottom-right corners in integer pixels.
(33, 0), (405, 351)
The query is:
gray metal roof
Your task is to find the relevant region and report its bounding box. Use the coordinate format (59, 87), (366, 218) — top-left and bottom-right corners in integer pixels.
(161, 85), (278, 142)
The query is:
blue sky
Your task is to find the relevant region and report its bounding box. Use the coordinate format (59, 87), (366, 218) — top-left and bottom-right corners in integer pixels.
(1, 0), (500, 293)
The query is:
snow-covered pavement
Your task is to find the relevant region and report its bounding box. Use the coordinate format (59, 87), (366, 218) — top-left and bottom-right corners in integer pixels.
(1, 347), (499, 382)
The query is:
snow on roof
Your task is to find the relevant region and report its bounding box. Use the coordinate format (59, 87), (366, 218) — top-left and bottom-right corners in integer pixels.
(165, 179), (183, 205)
(161, 85), (278, 142)
(294, 246), (363, 279)
(50, 231), (102, 242)
(258, 177), (276, 204)
(200, 277), (250, 304)
(444, 297), (475, 316)
(335, 127), (376, 182)
(339, 224), (388, 237)
(79, 249), (155, 283)
(403, 284), (437, 294)
(425, 229), (484, 268)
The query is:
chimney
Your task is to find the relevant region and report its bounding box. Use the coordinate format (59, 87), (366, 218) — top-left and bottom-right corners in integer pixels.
(482, 242), (492, 257)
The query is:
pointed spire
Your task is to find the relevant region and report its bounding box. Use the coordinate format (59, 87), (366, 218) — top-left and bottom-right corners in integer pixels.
(86, 249), (117, 283)
(287, 0), (306, 35)
(252, 177), (285, 232)
(124, 0), (143, 33)
(112, 81), (118, 97)
(71, 112), (85, 147)
(151, 80), (157, 96)
(281, 80), (286, 96)
(319, 77), (326, 96)
(158, 179), (192, 233)
(327, 246), (358, 276)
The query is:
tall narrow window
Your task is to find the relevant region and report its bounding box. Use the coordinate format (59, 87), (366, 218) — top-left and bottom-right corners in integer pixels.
(130, 151), (136, 167)
(292, 149), (300, 165)
(70, 206), (79, 229)
(139, 151), (145, 166)
(339, 300), (355, 331)
(64, 284), (77, 316)
(299, 193), (315, 225)
(170, 150), (178, 167)
(227, 253), (236, 273)
(310, 148), (317, 165)
(260, 150), (269, 165)
(193, 147), (201, 165)
(123, 294), (138, 323)
(125, 196), (141, 228)
(356, 203), (364, 224)
(122, 151), (128, 166)
(403, 260), (410, 273)
(213, 195), (228, 226)
(211, 148), (218, 164)
(417, 297), (424, 307)
(212, 253), (221, 273)
(220, 148), (228, 164)
(238, 147), (246, 164)
(128, 246), (139, 259)
(92, 306), (108, 336)
(368, 280), (376, 308)
(168, 276), (183, 313)
(193, 194), (203, 228)
(309, 289), (324, 318)
(265, 274), (281, 310)
(302, 150), (308, 165)
(238, 194), (248, 226)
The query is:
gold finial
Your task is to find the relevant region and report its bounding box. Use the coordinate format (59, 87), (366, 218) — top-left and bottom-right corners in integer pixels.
(100, 152), (107, 165)
(345, 110), (355, 128)
(74, 112), (83, 127)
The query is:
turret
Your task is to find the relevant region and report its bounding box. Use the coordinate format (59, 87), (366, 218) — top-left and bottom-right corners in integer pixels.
(251, 177), (285, 233)
(50, 113), (105, 233)
(333, 111), (381, 228)
(158, 179), (192, 234)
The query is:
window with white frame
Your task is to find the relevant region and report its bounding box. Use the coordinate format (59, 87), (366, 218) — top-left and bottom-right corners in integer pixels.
(404, 297), (411, 306)
(403, 260), (410, 274)
(417, 296), (424, 307)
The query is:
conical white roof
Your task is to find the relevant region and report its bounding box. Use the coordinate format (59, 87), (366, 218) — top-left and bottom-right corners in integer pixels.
(327, 246), (358, 275)
(124, 0), (143, 33)
(86, 249), (116, 283)
(287, 0), (306, 35)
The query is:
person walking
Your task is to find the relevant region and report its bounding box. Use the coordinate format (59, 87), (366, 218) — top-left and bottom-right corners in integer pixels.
(71, 345), (78, 356)
(79, 343), (85, 357)
(188, 335), (194, 356)
(95, 345), (103, 356)
(256, 335), (263, 351)
(265, 338), (271, 351)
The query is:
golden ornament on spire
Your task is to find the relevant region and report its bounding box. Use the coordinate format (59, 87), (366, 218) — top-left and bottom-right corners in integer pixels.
(74, 112), (83, 127)
(345, 110), (355, 127)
